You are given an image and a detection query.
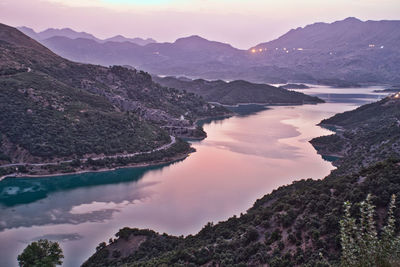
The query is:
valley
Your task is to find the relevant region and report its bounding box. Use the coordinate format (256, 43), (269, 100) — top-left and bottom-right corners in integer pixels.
(0, 9), (399, 267)
(0, 86), (387, 267)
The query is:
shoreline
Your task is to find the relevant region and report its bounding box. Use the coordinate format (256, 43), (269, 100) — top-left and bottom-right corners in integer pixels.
(208, 101), (323, 108)
(0, 151), (192, 181)
(0, 113), (232, 182)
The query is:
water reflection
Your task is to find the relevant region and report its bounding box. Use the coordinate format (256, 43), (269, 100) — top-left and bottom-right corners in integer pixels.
(0, 86), (389, 267)
(0, 162), (187, 232)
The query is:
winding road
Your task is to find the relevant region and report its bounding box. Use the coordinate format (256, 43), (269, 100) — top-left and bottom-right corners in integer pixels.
(0, 136), (176, 169)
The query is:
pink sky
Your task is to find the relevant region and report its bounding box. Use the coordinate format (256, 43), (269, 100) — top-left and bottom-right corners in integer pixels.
(1, 0), (399, 48)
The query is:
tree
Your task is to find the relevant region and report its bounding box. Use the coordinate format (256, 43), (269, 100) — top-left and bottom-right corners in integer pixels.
(340, 194), (400, 267)
(17, 239), (64, 267)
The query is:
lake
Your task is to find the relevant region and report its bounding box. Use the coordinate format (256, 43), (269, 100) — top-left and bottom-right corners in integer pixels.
(0, 86), (388, 267)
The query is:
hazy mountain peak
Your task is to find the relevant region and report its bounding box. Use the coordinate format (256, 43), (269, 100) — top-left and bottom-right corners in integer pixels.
(38, 27), (98, 41)
(174, 35), (209, 43)
(103, 35), (156, 45)
(342, 17), (362, 23)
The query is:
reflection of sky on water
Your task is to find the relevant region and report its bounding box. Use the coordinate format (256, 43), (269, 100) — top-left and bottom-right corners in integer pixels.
(0, 86), (388, 267)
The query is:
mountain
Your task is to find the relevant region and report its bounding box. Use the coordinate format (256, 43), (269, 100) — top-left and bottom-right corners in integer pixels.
(83, 95), (400, 266)
(17, 26), (98, 41)
(40, 34), (247, 76)
(0, 23), (228, 176)
(103, 35), (156, 46)
(33, 18), (400, 85)
(249, 17), (400, 84)
(252, 17), (400, 51)
(154, 76), (323, 105)
(17, 26), (156, 46)
(38, 27), (98, 41)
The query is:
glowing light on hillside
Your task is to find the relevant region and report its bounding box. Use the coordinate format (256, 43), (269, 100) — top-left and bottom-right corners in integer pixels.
(251, 48), (257, 53)
(394, 93), (400, 99)
(259, 48), (262, 52)
(297, 48), (303, 51)
(369, 44), (375, 48)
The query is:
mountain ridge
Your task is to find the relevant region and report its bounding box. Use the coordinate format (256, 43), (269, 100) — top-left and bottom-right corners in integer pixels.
(17, 26), (156, 46)
(29, 17), (400, 85)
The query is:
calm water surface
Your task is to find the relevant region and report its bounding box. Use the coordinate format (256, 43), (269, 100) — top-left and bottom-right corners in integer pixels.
(0, 86), (387, 266)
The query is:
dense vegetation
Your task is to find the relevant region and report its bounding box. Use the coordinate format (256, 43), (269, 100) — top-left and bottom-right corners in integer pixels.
(154, 76), (323, 105)
(0, 23), (229, 167)
(83, 96), (400, 266)
(340, 194), (400, 267)
(311, 95), (400, 174)
(18, 239), (63, 267)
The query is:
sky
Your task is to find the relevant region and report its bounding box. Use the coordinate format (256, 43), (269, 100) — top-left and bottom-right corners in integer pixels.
(1, 0), (399, 48)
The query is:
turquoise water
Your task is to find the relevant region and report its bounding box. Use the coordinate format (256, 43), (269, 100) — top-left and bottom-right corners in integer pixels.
(0, 86), (387, 266)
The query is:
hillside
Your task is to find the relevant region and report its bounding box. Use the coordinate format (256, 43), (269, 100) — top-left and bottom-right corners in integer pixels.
(83, 96), (400, 266)
(310, 94), (400, 173)
(0, 23), (229, 174)
(154, 76), (323, 105)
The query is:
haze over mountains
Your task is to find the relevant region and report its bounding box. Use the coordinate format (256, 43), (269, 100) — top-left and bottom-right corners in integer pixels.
(26, 17), (400, 86)
(17, 26), (156, 46)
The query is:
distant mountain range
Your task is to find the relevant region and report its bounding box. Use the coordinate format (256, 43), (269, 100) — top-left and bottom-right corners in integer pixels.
(25, 18), (400, 86)
(17, 26), (156, 46)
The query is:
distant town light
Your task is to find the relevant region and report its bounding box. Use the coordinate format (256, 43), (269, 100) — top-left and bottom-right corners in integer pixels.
(251, 48), (257, 53)
(381, 46), (384, 49)
(259, 48), (263, 52)
(297, 48), (304, 51)
(394, 93), (400, 99)
(369, 44), (375, 48)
